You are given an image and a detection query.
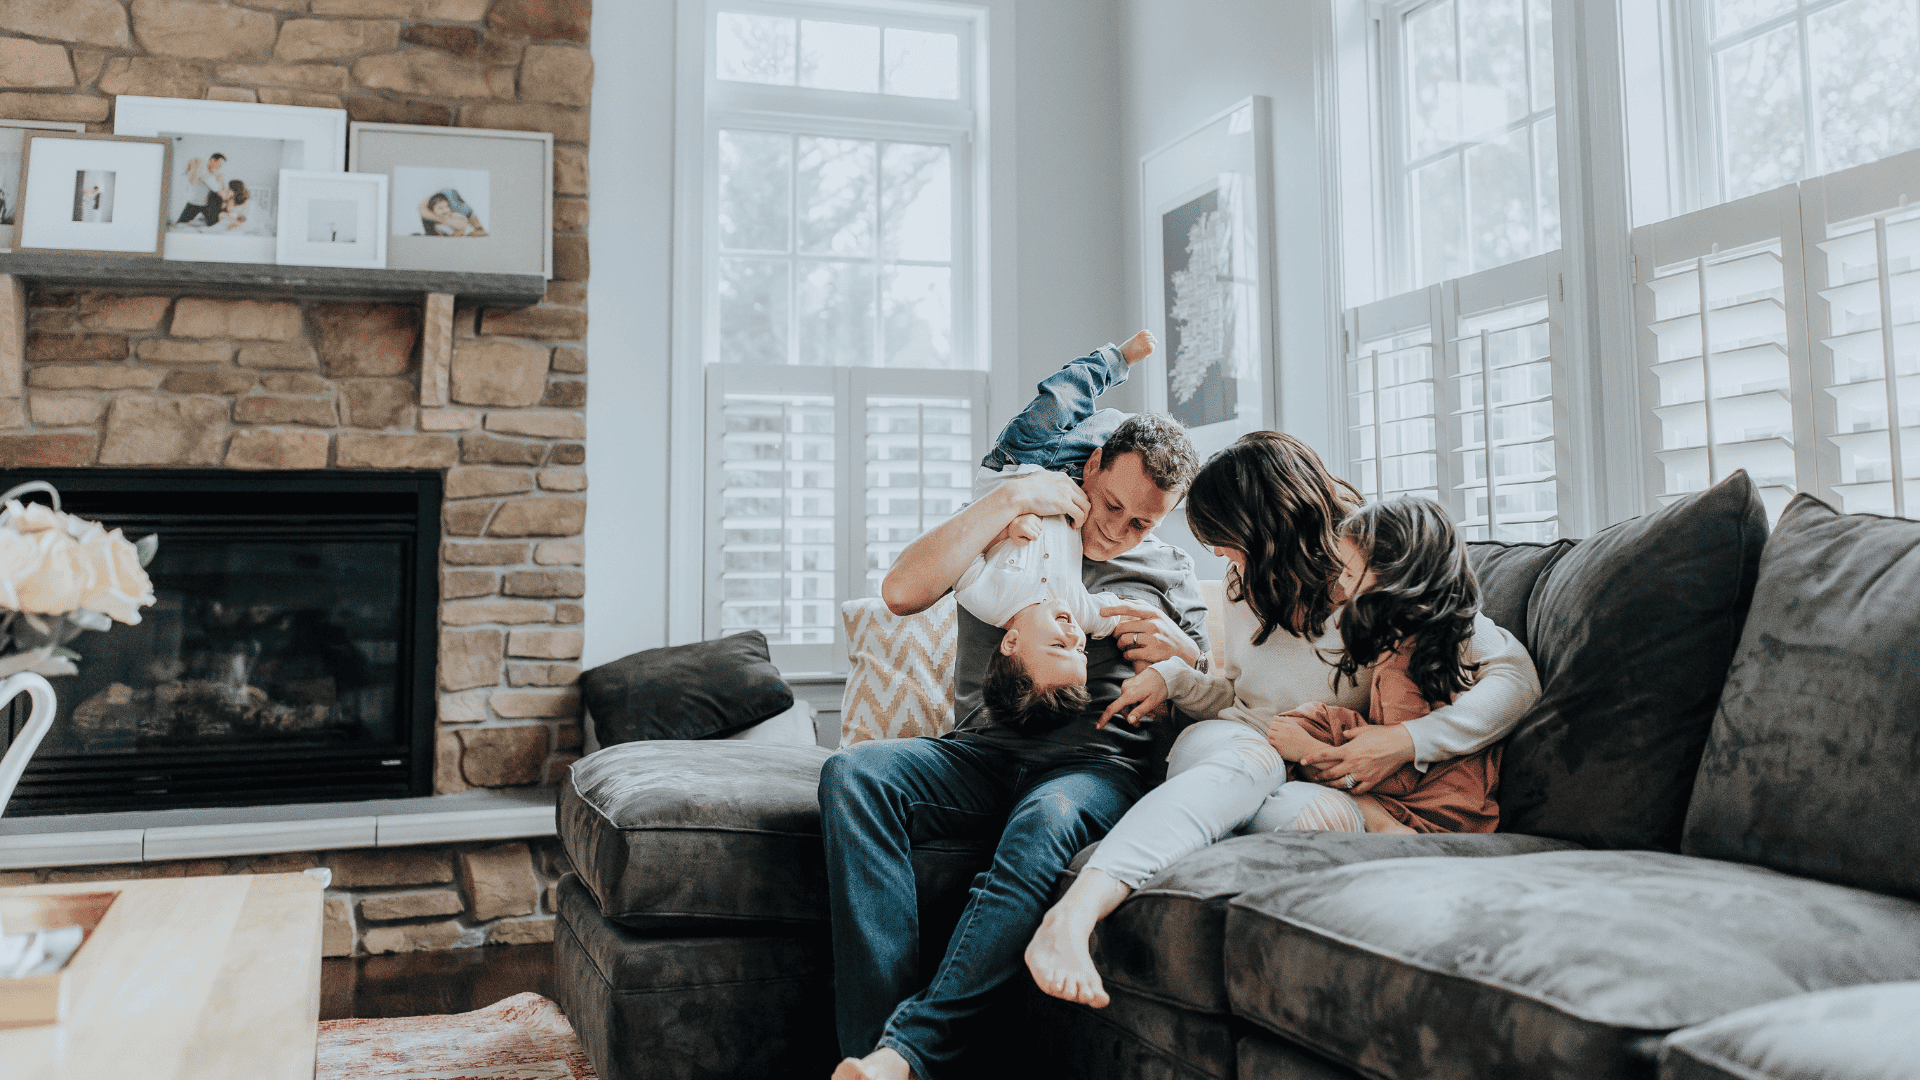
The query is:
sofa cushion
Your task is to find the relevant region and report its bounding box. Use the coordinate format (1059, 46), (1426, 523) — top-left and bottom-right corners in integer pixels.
(1682, 495), (1920, 900)
(1224, 850), (1920, 1080)
(580, 630), (793, 745)
(1063, 831), (1579, 1016)
(1027, 981), (1239, 1080)
(1499, 470), (1767, 851)
(1659, 982), (1920, 1080)
(1464, 538), (1577, 641)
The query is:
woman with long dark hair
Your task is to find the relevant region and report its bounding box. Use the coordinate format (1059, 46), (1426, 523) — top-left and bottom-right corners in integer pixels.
(1023, 431), (1540, 1009)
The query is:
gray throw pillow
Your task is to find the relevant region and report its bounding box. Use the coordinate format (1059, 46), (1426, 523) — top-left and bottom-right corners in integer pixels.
(1497, 470), (1768, 850)
(1681, 495), (1920, 899)
(580, 630), (795, 745)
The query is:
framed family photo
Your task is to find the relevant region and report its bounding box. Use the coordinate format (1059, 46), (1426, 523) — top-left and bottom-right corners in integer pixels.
(275, 170), (388, 269)
(11, 132), (170, 257)
(348, 122), (552, 278)
(113, 96), (348, 265)
(1139, 96), (1278, 464)
(1, 119), (88, 253)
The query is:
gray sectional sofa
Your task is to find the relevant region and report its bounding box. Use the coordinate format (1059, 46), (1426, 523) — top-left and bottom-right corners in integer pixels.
(551, 470), (1920, 1080)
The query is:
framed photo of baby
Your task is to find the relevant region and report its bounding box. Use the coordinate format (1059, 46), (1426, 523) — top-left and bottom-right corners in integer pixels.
(113, 96), (348, 265)
(349, 123), (552, 278)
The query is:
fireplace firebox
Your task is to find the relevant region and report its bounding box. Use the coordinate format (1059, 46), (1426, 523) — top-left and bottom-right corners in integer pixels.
(1, 470), (441, 816)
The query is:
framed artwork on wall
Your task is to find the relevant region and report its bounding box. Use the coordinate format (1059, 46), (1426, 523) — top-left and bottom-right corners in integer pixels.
(1139, 96), (1278, 464)
(11, 132), (170, 257)
(1, 120), (88, 253)
(112, 96), (349, 265)
(275, 170), (388, 269)
(348, 122), (552, 278)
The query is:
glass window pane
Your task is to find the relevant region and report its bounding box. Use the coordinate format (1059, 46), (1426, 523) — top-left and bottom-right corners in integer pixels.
(884, 28), (959, 99)
(1406, 0), (1459, 159)
(718, 258), (789, 364)
(1467, 126), (1535, 272)
(1414, 155), (1467, 286)
(799, 261), (875, 366)
(1713, 0), (1796, 37)
(884, 265), (952, 367)
(1717, 22), (1806, 200)
(798, 137), (876, 256)
(1459, 0), (1527, 136)
(1535, 115), (1560, 252)
(1529, 0), (1554, 112)
(800, 19), (880, 93)
(717, 12), (795, 85)
(1809, 0), (1920, 175)
(718, 130), (790, 252)
(881, 143), (951, 262)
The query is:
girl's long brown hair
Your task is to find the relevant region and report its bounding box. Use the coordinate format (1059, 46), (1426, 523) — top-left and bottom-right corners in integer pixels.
(1332, 495), (1482, 707)
(1183, 432), (1362, 645)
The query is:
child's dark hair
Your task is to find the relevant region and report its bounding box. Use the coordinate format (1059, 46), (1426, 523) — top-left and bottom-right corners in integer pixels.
(1332, 495), (1482, 708)
(982, 649), (1091, 735)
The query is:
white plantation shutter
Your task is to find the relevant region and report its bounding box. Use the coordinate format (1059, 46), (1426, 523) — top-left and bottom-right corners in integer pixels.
(1631, 185), (1815, 520)
(1800, 147), (1920, 518)
(1347, 287), (1445, 504)
(708, 365), (985, 671)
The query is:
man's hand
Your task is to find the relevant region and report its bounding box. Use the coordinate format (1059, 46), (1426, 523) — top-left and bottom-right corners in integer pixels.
(1294, 724), (1416, 796)
(1098, 667), (1169, 729)
(1102, 599), (1203, 668)
(995, 470), (1090, 529)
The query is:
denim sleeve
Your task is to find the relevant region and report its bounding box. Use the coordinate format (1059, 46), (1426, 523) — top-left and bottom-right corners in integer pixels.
(988, 345), (1130, 466)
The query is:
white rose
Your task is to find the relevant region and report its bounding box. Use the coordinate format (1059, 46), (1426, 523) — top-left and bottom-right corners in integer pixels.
(0, 526), (43, 612)
(4, 500), (64, 534)
(76, 527), (155, 625)
(15, 529), (90, 615)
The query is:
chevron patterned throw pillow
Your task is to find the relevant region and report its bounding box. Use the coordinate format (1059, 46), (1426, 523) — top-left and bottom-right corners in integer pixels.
(840, 594), (958, 745)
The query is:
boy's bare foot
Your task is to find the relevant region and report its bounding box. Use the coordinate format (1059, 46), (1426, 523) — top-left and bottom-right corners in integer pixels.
(831, 1047), (914, 1080)
(1025, 906), (1110, 1008)
(1120, 329), (1156, 364)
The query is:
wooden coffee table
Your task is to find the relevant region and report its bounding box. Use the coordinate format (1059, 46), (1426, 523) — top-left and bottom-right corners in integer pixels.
(0, 872), (323, 1080)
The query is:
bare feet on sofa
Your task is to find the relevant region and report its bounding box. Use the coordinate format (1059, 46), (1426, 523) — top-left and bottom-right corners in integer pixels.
(1120, 329), (1156, 364)
(832, 1047), (914, 1080)
(1025, 867), (1133, 1008)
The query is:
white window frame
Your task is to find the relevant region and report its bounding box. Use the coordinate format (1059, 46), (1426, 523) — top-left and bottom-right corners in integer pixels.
(668, 0), (996, 662)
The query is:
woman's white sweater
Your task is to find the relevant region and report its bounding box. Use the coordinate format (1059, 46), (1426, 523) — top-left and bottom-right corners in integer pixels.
(1149, 593), (1541, 768)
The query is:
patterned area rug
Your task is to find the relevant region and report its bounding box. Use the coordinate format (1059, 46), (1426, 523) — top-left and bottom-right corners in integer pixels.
(317, 993), (598, 1080)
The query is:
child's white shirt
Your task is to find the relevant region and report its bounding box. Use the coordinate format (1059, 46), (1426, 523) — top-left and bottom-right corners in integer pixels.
(953, 514), (1126, 637)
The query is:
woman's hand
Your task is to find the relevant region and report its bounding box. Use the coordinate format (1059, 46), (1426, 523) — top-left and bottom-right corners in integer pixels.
(1097, 667), (1168, 729)
(1102, 599), (1202, 668)
(1293, 724), (1415, 796)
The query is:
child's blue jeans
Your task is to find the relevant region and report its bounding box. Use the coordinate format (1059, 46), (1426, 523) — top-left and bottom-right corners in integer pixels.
(979, 344), (1131, 480)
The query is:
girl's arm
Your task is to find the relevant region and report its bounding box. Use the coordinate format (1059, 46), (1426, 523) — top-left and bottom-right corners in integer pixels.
(1397, 613), (1541, 766)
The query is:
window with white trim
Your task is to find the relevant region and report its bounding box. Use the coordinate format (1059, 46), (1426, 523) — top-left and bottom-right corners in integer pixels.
(699, 1), (988, 670)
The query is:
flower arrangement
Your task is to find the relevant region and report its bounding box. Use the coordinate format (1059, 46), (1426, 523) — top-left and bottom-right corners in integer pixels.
(0, 481), (157, 680)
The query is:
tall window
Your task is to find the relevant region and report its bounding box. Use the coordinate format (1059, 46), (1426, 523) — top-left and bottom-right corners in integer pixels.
(1678, 0), (1920, 204)
(699, 1), (987, 670)
(1385, 0), (1560, 291)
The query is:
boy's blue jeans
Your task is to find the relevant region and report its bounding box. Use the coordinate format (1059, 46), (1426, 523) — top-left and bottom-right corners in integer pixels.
(979, 344), (1132, 480)
(819, 737), (1141, 1078)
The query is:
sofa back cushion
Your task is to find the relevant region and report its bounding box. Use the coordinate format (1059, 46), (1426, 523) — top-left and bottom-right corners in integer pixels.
(1682, 495), (1920, 899)
(1466, 539), (1578, 641)
(1496, 470), (1768, 850)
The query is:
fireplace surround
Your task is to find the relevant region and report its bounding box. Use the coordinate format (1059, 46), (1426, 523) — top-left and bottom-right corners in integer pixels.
(2, 469), (441, 816)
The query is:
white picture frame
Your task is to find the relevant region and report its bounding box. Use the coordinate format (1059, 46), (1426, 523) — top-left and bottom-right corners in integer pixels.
(1138, 96), (1278, 464)
(348, 122), (553, 278)
(13, 132), (170, 257)
(112, 96), (348, 265)
(275, 170), (388, 269)
(1, 119), (88, 254)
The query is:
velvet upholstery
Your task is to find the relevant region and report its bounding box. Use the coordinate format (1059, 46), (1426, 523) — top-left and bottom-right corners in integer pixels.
(579, 630), (794, 745)
(1682, 495), (1920, 899)
(1464, 537), (1578, 641)
(1659, 982), (1920, 1080)
(1026, 981), (1238, 1080)
(1224, 850), (1920, 1080)
(1498, 470), (1767, 850)
(1059, 831), (1580, 1016)
(551, 873), (837, 1080)
(1237, 1036), (1368, 1080)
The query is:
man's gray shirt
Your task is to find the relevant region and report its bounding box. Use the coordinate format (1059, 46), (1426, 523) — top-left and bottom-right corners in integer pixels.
(948, 533), (1208, 771)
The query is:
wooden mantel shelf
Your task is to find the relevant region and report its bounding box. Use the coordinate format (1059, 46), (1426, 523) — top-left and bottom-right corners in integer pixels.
(0, 251), (547, 307)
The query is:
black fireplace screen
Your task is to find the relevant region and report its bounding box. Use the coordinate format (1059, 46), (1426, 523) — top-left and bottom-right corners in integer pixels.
(2, 470), (441, 815)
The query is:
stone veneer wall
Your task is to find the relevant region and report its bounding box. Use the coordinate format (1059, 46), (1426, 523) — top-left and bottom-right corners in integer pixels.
(0, 0), (594, 954)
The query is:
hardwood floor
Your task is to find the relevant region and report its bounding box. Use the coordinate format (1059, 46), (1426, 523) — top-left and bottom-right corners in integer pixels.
(320, 943), (556, 1020)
